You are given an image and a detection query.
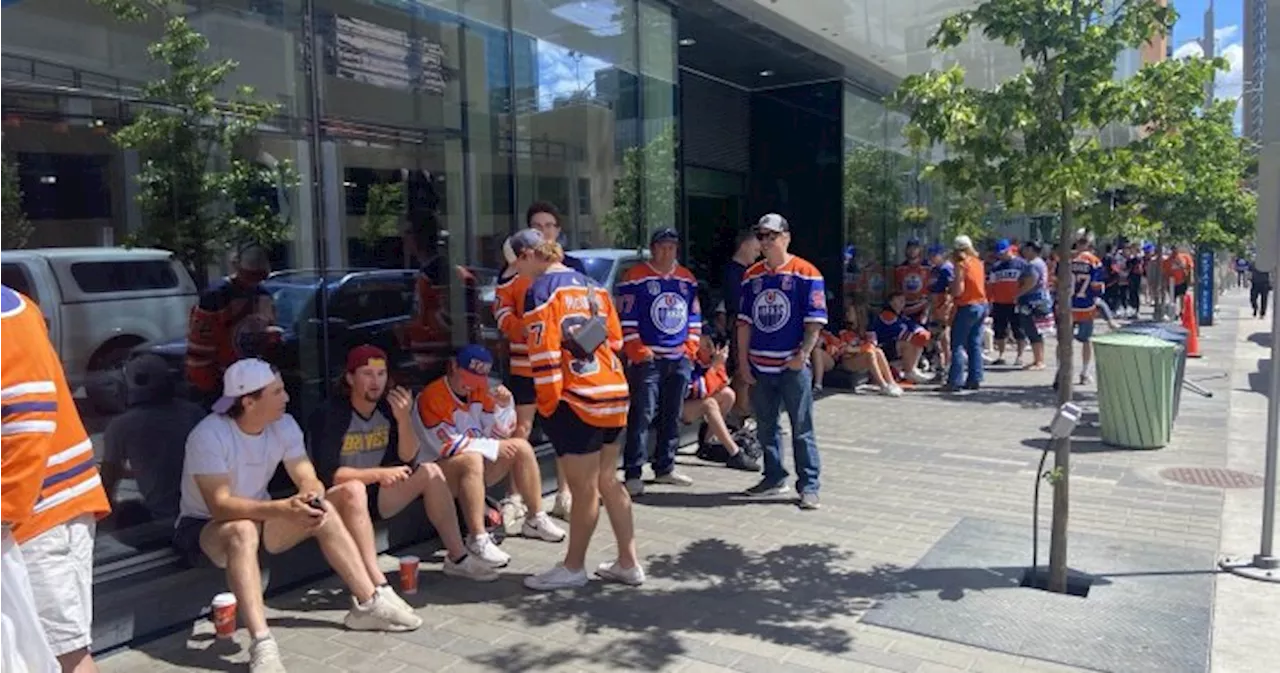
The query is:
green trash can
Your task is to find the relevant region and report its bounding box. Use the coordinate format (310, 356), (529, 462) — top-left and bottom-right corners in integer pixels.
(1092, 333), (1179, 449)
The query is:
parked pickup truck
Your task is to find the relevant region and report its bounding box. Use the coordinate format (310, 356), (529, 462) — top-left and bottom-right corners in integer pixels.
(0, 248), (199, 398)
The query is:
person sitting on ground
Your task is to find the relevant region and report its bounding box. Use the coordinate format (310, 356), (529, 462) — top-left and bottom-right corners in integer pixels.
(175, 358), (421, 673)
(685, 335), (760, 472)
(835, 303), (902, 397)
(872, 292), (931, 383)
(411, 345), (565, 571)
(307, 345), (498, 582)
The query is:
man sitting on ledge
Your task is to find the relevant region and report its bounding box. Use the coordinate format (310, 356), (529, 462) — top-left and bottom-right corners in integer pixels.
(307, 345), (497, 582)
(412, 346), (565, 570)
(174, 358), (421, 673)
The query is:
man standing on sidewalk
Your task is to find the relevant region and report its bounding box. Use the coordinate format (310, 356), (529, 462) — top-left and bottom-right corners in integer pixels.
(618, 227), (702, 496)
(736, 214), (826, 510)
(0, 277), (111, 670)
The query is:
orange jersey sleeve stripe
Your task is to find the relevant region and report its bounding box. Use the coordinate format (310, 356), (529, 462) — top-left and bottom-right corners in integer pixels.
(493, 272), (533, 377)
(2, 288), (110, 541)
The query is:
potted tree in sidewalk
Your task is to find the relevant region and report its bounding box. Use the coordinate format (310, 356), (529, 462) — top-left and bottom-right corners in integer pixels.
(92, 0), (299, 286)
(2, 153), (32, 250)
(893, 0), (1218, 593)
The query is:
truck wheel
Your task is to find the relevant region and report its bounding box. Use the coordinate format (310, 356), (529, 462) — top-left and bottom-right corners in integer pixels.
(85, 339), (142, 416)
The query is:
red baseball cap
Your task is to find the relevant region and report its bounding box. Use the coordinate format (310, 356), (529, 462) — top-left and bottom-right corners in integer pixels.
(346, 345), (388, 373)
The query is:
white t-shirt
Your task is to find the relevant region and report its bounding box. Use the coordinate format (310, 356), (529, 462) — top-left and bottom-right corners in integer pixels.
(177, 413), (306, 521)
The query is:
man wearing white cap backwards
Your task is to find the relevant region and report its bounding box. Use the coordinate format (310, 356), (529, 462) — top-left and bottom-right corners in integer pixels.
(175, 358), (421, 673)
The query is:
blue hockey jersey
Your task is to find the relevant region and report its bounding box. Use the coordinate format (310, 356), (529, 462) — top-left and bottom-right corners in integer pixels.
(616, 262), (702, 361)
(737, 255), (827, 374)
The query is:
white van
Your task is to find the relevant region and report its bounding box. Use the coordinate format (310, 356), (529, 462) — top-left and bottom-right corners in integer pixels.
(0, 248), (198, 396)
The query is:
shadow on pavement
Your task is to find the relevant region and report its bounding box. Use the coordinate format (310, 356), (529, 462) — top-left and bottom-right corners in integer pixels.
(464, 538), (1081, 671)
(1248, 357), (1270, 395)
(1247, 331), (1271, 349)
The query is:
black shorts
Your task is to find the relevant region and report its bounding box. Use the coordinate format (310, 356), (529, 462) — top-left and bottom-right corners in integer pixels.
(991, 303), (1025, 341)
(1173, 282), (1189, 299)
(539, 402), (621, 457)
(506, 374), (537, 406)
(173, 516), (213, 568)
(1019, 311), (1043, 344)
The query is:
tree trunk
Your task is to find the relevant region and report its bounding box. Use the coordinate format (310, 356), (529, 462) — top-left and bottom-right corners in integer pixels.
(1049, 202), (1075, 593)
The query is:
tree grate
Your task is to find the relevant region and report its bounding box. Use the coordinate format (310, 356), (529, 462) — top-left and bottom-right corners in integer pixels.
(1158, 467), (1265, 489)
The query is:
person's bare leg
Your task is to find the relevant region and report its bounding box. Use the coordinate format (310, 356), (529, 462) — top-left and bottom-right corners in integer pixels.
(701, 390), (742, 455)
(327, 480), (387, 586)
(502, 439), (544, 513)
(731, 373), (751, 418)
(938, 330), (951, 370)
(1032, 341), (1045, 367)
(596, 442), (638, 569)
(899, 342), (923, 371)
(559, 452), (601, 572)
(201, 520), (270, 637)
(263, 505), (376, 603)
(379, 464), (467, 560)
(56, 648), (97, 673)
(872, 351), (896, 385)
(440, 453), (488, 537)
(1081, 340), (1093, 375)
(812, 350), (833, 388)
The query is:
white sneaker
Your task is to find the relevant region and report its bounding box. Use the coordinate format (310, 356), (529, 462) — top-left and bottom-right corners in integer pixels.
(595, 560), (645, 586)
(879, 383), (903, 398)
(524, 564), (589, 591)
(906, 368), (931, 384)
(343, 592), (422, 632)
(500, 497), (527, 536)
(625, 478), (645, 497)
(467, 533), (511, 568)
(522, 512), (566, 542)
(653, 471), (693, 486)
(443, 553), (500, 582)
(249, 637), (287, 673)
(550, 490), (572, 519)
(375, 584), (413, 615)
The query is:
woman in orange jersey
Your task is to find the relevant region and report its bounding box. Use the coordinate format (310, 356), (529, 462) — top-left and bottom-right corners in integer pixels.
(942, 235), (988, 392)
(493, 239), (572, 520)
(508, 229), (642, 591)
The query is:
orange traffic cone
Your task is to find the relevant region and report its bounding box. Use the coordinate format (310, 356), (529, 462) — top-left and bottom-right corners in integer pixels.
(1182, 292), (1202, 358)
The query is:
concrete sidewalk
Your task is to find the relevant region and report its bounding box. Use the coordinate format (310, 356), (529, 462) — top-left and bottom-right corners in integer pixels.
(98, 293), (1275, 673)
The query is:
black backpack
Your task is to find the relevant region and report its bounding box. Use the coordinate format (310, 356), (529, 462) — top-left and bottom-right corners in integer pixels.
(695, 421), (763, 463)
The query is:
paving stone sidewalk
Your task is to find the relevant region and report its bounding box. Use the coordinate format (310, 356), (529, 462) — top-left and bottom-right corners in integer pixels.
(100, 293), (1275, 673)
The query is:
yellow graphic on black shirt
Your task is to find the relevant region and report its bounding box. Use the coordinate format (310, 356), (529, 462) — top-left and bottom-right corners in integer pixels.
(341, 425), (390, 455)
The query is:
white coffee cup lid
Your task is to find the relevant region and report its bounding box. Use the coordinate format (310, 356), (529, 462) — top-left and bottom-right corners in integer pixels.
(400, 556), (420, 564)
(212, 592), (236, 607)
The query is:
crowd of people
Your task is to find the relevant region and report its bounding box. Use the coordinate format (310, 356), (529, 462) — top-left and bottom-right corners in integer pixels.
(3, 196), (1265, 673)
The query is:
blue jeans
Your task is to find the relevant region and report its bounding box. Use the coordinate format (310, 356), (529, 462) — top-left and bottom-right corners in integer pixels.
(949, 303), (986, 387)
(750, 366), (821, 494)
(623, 358), (692, 480)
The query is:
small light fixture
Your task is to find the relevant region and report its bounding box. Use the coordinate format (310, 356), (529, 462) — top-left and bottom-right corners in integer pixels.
(678, 37), (696, 46)
(759, 69), (775, 77)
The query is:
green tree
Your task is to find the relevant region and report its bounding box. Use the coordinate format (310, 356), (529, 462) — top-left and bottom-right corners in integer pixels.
(361, 182), (406, 248)
(894, 0), (1217, 593)
(92, 0), (299, 285)
(2, 153), (32, 250)
(601, 125), (676, 249)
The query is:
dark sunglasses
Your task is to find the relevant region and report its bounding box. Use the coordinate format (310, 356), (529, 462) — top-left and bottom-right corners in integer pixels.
(755, 230), (781, 241)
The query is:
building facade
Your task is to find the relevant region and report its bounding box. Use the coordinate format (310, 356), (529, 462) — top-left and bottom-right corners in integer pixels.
(1245, 0), (1267, 144)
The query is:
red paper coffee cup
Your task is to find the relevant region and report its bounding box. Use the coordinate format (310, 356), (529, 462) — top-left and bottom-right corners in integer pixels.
(399, 556), (420, 595)
(211, 592), (237, 639)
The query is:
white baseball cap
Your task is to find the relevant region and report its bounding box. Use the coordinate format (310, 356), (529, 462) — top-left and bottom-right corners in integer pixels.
(211, 358), (277, 414)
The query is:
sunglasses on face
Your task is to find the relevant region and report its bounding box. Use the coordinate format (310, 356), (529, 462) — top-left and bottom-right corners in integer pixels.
(755, 231), (781, 242)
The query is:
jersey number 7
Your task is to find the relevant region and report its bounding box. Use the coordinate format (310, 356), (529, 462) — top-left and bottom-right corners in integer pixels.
(1073, 273), (1093, 298)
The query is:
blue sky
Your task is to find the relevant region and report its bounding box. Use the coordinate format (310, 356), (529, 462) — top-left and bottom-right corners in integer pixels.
(1170, 0), (1247, 125)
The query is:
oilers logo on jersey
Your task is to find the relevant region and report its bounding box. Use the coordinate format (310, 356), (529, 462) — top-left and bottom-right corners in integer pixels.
(752, 289), (792, 333)
(650, 292), (689, 335)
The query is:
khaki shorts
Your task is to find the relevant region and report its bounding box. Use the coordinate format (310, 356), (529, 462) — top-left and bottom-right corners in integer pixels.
(23, 514), (95, 656)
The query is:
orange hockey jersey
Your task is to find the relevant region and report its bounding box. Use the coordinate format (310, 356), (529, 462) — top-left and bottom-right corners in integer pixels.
(522, 269), (628, 427)
(2, 286), (110, 542)
(492, 268), (533, 378)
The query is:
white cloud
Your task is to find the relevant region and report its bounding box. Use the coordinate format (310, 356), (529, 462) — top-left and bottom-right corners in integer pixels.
(1173, 39), (1204, 60)
(1214, 24), (1239, 44)
(1170, 37), (1245, 104)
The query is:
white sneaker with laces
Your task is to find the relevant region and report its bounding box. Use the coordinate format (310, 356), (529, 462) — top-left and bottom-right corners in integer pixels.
(551, 490), (572, 519)
(653, 471), (693, 486)
(595, 560), (645, 586)
(375, 584), (413, 615)
(879, 383), (903, 398)
(524, 564), (589, 591)
(249, 637), (287, 673)
(443, 553), (500, 582)
(522, 512), (566, 542)
(906, 368), (931, 384)
(468, 533), (511, 568)
(343, 592), (422, 632)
